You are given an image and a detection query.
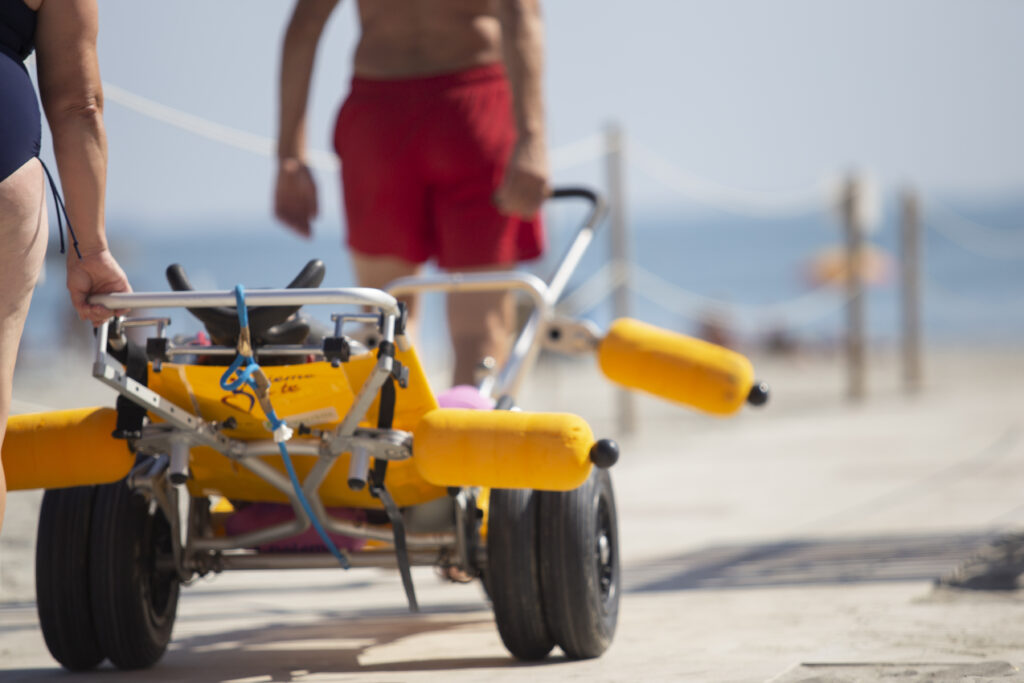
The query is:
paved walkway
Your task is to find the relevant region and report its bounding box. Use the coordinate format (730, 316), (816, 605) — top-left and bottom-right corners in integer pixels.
(2, 347), (1023, 681)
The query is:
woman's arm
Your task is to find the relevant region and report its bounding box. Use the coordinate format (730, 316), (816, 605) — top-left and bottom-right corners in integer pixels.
(35, 0), (106, 255)
(35, 0), (130, 323)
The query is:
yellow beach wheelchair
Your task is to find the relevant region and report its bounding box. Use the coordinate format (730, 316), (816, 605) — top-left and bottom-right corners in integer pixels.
(2, 188), (768, 670)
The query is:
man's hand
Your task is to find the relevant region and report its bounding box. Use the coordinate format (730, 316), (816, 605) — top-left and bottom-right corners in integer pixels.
(494, 138), (550, 218)
(275, 158), (319, 238)
(66, 249), (132, 325)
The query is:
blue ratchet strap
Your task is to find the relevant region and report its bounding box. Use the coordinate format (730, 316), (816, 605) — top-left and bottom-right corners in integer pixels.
(219, 284), (350, 569)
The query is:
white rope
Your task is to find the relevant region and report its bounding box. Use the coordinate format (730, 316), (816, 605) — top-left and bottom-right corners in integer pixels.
(101, 82), (341, 171)
(556, 261), (623, 317)
(549, 132), (606, 172)
(557, 260), (853, 332)
(629, 138), (840, 220)
(101, 80), (609, 176)
(98, 78), (842, 225)
(923, 276), (1018, 315)
(924, 199), (1024, 261)
(628, 264), (851, 331)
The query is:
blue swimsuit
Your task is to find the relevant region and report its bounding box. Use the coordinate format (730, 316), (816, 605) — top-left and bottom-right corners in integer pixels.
(1, 1), (79, 255)
(0, 0), (41, 182)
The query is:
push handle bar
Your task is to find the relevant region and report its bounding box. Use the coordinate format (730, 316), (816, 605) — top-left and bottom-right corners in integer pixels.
(545, 187), (607, 305)
(89, 288), (402, 317)
(549, 186), (606, 232)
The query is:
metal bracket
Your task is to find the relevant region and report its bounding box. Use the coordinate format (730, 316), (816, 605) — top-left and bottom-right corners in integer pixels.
(127, 455), (192, 582)
(451, 488), (482, 578)
(93, 358), (242, 457)
(541, 316), (602, 355)
(331, 428), (413, 462)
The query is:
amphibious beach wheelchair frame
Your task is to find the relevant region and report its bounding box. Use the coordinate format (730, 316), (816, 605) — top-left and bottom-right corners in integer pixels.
(4, 188), (767, 671)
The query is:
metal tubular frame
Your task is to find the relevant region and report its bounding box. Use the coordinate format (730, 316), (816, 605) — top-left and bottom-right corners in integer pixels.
(386, 188), (607, 399)
(87, 188), (605, 575)
(91, 287), (402, 317)
(90, 289), (451, 570)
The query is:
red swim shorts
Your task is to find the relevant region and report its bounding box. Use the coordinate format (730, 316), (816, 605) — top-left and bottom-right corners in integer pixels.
(333, 63), (544, 270)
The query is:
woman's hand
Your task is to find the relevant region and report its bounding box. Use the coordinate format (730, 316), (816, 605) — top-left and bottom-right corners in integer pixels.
(66, 249), (132, 325)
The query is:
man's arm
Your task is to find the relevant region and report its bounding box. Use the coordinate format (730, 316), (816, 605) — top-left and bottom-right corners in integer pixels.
(275, 0), (339, 237)
(495, 0), (548, 218)
(36, 0), (131, 323)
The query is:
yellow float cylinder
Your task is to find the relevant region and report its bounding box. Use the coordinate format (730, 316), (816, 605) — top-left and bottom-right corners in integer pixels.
(598, 318), (754, 416)
(2, 407), (133, 491)
(412, 409), (594, 491)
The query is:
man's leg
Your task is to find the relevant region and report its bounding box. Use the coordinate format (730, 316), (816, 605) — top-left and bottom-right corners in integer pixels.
(445, 264), (515, 387)
(351, 251), (423, 345)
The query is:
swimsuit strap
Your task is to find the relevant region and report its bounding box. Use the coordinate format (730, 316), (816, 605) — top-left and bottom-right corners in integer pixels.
(38, 159), (81, 259)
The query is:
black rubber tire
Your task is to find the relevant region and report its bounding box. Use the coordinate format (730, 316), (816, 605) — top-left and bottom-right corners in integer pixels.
(35, 486), (106, 671)
(486, 488), (555, 660)
(538, 468), (621, 659)
(90, 480), (180, 670)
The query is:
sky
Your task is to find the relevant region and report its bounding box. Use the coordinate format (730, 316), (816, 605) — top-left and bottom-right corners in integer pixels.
(34, 0), (1024, 230)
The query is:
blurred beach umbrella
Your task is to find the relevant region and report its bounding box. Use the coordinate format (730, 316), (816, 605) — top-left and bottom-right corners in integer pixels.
(805, 244), (893, 287)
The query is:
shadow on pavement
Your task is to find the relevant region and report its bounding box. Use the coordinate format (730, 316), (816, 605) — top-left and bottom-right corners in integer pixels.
(625, 530), (1008, 592)
(1, 605), (556, 681)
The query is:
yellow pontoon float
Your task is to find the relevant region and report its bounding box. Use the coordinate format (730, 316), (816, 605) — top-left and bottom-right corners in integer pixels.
(2, 189), (768, 670)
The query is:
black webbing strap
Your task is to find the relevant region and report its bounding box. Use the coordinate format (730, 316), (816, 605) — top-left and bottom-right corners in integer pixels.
(112, 340), (149, 439)
(370, 375), (396, 489)
(368, 373), (417, 610)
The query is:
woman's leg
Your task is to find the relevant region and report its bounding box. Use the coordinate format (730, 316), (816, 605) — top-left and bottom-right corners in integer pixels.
(0, 158), (48, 532)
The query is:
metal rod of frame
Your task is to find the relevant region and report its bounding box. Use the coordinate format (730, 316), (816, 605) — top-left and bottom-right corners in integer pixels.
(212, 549), (444, 571)
(491, 188), (607, 399)
(90, 287), (401, 317)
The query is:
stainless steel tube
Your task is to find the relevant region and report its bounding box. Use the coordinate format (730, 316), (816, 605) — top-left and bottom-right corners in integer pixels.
(90, 288), (401, 317)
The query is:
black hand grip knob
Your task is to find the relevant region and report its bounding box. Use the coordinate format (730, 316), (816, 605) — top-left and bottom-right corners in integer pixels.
(590, 439), (620, 469)
(747, 381), (770, 407)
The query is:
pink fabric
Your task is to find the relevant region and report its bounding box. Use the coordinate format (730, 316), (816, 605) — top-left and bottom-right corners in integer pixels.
(436, 385), (495, 410)
(224, 503), (367, 553)
(223, 387), (491, 553)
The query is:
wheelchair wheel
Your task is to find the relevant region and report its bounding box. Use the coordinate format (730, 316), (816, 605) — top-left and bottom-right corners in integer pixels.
(486, 488), (555, 660)
(90, 479), (180, 669)
(539, 468), (621, 659)
(35, 486), (106, 671)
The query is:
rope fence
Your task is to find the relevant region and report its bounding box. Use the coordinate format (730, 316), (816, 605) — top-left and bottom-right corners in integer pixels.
(923, 199), (1024, 261)
(79, 78), (1024, 348)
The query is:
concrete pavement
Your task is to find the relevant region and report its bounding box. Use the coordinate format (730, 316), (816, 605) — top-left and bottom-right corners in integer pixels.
(2, 346), (1024, 681)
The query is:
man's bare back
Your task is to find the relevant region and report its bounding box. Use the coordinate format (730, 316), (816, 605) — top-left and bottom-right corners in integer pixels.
(354, 0), (503, 78)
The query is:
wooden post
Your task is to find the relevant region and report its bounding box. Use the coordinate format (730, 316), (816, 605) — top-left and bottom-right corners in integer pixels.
(900, 188), (923, 393)
(605, 123), (637, 434)
(841, 175), (866, 401)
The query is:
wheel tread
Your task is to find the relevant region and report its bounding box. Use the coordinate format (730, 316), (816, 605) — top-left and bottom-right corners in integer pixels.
(539, 469), (620, 659)
(35, 486), (106, 671)
(487, 488), (555, 660)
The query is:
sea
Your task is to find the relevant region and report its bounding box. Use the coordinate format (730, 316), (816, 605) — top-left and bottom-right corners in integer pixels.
(18, 194), (1024, 368)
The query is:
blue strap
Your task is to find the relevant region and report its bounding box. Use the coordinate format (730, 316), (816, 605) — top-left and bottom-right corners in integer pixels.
(219, 354), (259, 393)
(233, 284), (250, 328)
(221, 283), (350, 569)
